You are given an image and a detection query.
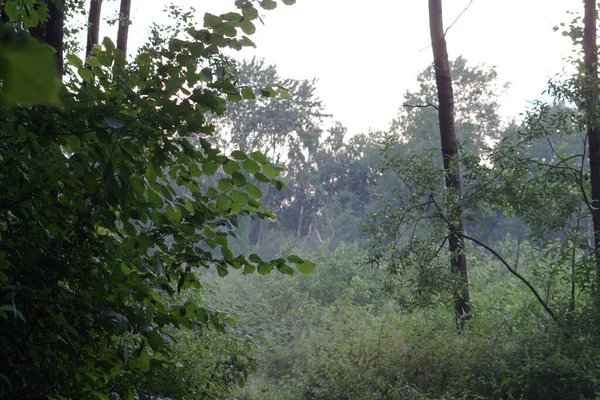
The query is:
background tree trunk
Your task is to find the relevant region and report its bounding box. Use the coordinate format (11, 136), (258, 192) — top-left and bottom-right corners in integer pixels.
(86, 0), (103, 58)
(47, 1), (65, 79)
(428, 0), (471, 327)
(117, 0), (131, 55)
(28, 0), (65, 79)
(583, 0), (600, 313)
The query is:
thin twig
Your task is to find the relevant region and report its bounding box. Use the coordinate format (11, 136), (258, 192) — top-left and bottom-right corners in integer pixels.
(403, 103), (439, 111)
(444, 0), (474, 36)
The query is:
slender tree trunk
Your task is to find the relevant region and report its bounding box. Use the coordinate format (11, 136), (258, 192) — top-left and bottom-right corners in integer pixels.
(47, 0), (65, 79)
(249, 218), (262, 250)
(428, 0), (471, 327)
(583, 0), (600, 313)
(86, 0), (103, 58)
(116, 0), (131, 55)
(297, 203), (304, 239)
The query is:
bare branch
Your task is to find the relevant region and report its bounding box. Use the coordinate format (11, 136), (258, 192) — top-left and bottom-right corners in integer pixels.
(444, 0), (474, 36)
(403, 103), (439, 111)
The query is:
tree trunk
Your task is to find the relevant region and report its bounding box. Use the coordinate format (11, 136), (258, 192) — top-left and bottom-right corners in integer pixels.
(583, 0), (600, 313)
(28, 1), (65, 80)
(86, 0), (103, 58)
(116, 0), (131, 55)
(297, 203), (304, 239)
(428, 0), (471, 327)
(47, 1), (65, 79)
(249, 218), (262, 251)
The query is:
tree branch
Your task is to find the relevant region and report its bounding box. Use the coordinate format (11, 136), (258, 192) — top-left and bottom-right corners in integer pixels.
(403, 102), (439, 111)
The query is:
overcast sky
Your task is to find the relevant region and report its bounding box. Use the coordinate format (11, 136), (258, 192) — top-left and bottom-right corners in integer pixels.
(103, 0), (581, 135)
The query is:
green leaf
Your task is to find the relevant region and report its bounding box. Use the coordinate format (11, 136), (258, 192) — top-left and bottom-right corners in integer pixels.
(231, 150), (247, 160)
(228, 92), (242, 102)
(207, 187), (219, 199)
(242, 6), (259, 19)
(241, 87), (255, 100)
(260, 86), (277, 98)
(296, 261), (316, 275)
(239, 36), (257, 48)
(242, 159), (260, 174)
(282, 0), (296, 4)
(245, 183), (262, 199)
(216, 195), (233, 213)
(223, 160), (241, 174)
(188, 42), (204, 57)
(278, 265), (294, 275)
(221, 12), (242, 21)
(260, 0), (277, 10)
(123, 220), (137, 236)
(250, 151), (268, 164)
(249, 253), (262, 263)
(102, 37), (115, 52)
(231, 172), (247, 186)
(101, 311), (128, 335)
(203, 162), (219, 175)
(189, 163), (202, 177)
(255, 173), (270, 183)
(67, 135), (81, 151)
(184, 199), (195, 213)
(257, 263), (273, 275)
(262, 163), (280, 178)
(166, 204), (183, 225)
(287, 255), (303, 263)
(215, 22), (237, 37)
(272, 179), (286, 191)
(239, 19), (256, 35)
(78, 67), (93, 83)
(66, 54), (83, 68)
(218, 178), (234, 192)
(279, 89), (292, 100)
(204, 13), (222, 28)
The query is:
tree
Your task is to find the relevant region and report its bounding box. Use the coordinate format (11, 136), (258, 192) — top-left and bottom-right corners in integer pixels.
(216, 58), (326, 251)
(117, 0), (131, 54)
(428, 0), (470, 326)
(0, 1), (314, 398)
(86, 0), (102, 58)
(394, 56), (506, 154)
(583, 0), (600, 312)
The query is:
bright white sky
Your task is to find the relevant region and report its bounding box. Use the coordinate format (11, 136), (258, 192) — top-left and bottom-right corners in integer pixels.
(102, 0), (580, 135)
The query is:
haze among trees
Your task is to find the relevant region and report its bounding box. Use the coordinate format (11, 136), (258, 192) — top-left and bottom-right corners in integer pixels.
(2, 0), (600, 399)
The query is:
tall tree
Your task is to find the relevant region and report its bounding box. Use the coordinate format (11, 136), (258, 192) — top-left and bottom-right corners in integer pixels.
(86, 0), (103, 58)
(583, 0), (600, 312)
(117, 0), (131, 54)
(217, 58), (325, 250)
(428, 0), (470, 326)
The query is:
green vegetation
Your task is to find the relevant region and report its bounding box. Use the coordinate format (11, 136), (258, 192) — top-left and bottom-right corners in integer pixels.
(2, 0), (600, 399)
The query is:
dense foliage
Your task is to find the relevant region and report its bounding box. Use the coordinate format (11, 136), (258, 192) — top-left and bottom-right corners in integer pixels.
(0, 1), (314, 398)
(3, 1), (600, 399)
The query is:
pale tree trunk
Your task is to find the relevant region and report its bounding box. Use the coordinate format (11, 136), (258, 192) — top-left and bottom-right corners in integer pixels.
(117, 0), (131, 54)
(428, 0), (471, 327)
(297, 203), (304, 239)
(583, 0), (600, 313)
(86, 0), (103, 58)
